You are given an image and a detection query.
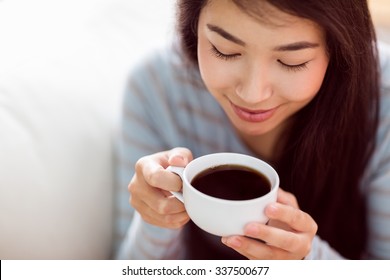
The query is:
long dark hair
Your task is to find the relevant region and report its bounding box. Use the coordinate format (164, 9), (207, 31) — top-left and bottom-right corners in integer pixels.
(176, 0), (380, 259)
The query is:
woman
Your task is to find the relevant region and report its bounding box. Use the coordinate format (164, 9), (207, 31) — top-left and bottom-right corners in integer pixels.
(115, 0), (390, 259)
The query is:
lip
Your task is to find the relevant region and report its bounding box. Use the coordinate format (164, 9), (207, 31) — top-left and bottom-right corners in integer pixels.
(230, 101), (279, 123)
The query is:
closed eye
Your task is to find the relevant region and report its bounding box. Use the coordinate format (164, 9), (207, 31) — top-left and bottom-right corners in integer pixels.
(210, 44), (241, 61)
(278, 59), (309, 72)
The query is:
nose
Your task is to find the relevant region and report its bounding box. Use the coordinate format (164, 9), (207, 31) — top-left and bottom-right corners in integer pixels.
(235, 64), (273, 104)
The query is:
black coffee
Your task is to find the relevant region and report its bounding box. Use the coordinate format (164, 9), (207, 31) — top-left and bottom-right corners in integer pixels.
(191, 164), (271, 200)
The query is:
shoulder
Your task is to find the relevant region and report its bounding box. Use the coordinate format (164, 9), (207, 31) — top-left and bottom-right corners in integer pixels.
(126, 44), (180, 84)
(122, 42), (221, 124)
(127, 42), (199, 83)
(125, 43), (205, 101)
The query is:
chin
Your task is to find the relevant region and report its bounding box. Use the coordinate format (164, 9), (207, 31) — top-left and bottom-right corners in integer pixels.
(236, 123), (274, 136)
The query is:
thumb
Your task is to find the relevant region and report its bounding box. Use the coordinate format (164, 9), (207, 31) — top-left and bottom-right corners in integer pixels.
(167, 147), (193, 167)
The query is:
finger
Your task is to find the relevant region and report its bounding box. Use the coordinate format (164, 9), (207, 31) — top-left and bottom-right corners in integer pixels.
(146, 190), (187, 215)
(129, 173), (190, 228)
(136, 156), (183, 192)
(130, 183), (189, 223)
(135, 198), (190, 229)
(221, 235), (286, 260)
(265, 203), (318, 234)
(129, 176), (186, 215)
(168, 147), (193, 167)
(276, 188), (298, 208)
(242, 222), (309, 257)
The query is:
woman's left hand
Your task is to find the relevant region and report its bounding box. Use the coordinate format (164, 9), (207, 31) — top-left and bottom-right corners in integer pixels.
(221, 188), (318, 259)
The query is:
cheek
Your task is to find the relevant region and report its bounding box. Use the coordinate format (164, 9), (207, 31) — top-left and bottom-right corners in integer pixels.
(198, 45), (237, 94)
(280, 62), (328, 102)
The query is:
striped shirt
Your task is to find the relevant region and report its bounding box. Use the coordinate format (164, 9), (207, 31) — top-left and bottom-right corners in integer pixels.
(114, 41), (390, 260)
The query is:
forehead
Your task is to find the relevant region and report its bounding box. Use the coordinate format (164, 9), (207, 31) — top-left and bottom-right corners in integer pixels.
(201, 0), (325, 44)
(204, 0), (299, 25)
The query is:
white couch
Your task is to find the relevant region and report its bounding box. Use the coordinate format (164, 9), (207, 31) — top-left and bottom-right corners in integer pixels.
(0, 0), (174, 259)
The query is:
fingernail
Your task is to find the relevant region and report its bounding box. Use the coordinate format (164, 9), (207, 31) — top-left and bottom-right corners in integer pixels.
(169, 154), (183, 160)
(169, 154), (186, 165)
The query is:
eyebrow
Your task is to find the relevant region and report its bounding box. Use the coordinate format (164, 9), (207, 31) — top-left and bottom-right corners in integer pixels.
(273, 41), (320, 52)
(207, 24), (246, 46)
(207, 24), (320, 52)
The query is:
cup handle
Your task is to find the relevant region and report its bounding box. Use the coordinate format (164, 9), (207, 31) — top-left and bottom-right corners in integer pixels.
(166, 166), (185, 203)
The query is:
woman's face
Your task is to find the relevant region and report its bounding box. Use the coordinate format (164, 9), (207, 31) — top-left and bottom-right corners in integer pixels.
(197, 0), (329, 137)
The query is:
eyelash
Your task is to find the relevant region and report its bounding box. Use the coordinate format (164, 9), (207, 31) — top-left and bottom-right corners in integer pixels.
(210, 45), (309, 72)
(210, 45), (240, 60)
(278, 60), (309, 72)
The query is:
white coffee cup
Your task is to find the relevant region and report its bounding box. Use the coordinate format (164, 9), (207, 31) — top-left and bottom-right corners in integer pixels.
(167, 152), (279, 237)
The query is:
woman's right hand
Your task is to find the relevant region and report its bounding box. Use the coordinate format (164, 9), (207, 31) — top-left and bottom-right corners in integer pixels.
(128, 147), (193, 229)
